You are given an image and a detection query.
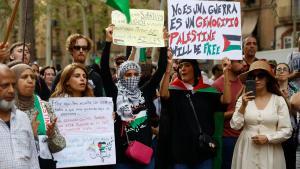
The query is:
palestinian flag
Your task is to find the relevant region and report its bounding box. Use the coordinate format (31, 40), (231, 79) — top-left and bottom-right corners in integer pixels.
(223, 34), (241, 52)
(102, 0), (131, 23)
(169, 78), (224, 169)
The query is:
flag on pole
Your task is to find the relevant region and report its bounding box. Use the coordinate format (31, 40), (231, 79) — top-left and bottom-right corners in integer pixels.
(102, 0), (131, 23)
(134, 48), (147, 63)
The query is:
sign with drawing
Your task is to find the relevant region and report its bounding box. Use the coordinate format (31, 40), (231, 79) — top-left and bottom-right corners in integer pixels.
(49, 97), (115, 168)
(168, 0), (242, 60)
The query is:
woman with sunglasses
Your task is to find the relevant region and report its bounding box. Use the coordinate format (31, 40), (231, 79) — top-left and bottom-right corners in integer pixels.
(100, 25), (167, 169)
(275, 63), (299, 169)
(230, 61), (292, 169)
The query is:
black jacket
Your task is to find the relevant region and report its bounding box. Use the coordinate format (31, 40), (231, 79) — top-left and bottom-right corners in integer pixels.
(100, 42), (167, 163)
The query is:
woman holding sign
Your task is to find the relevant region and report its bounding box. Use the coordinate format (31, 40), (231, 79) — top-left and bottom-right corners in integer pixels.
(10, 63), (66, 169)
(51, 63), (94, 97)
(100, 25), (167, 169)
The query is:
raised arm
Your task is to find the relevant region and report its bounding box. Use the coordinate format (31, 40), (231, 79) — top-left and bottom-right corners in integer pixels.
(141, 28), (169, 95)
(128, 46), (136, 61)
(220, 58), (231, 104)
(100, 25), (117, 99)
(160, 49), (172, 100)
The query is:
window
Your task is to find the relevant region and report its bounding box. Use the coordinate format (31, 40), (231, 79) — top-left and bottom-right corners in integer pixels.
(283, 36), (292, 49)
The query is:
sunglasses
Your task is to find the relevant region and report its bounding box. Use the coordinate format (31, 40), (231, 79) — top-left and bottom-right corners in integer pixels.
(73, 45), (88, 51)
(248, 71), (268, 79)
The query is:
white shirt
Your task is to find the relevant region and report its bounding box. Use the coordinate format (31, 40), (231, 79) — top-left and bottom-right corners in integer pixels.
(0, 106), (40, 169)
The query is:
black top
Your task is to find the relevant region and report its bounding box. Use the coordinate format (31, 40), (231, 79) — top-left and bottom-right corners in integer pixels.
(158, 88), (225, 167)
(35, 76), (51, 101)
(100, 42), (167, 163)
(51, 64), (105, 97)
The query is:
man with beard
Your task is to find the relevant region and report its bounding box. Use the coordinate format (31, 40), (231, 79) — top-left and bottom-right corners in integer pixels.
(212, 58), (244, 169)
(0, 64), (40, 169)
(243, 36), (259, 71)
(51, 34), (105, 97)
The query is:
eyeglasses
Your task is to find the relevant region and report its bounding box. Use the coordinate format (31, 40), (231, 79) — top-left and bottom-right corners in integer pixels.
(73, 45), (88, 51)
(248, 72), (268, 79)
(276, 67), (289, 73)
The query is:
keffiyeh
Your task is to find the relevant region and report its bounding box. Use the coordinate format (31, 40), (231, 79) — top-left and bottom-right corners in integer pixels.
(116, 61), (145, 121)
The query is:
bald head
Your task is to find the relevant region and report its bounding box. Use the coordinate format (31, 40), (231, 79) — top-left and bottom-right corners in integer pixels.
(0, 64), (14, 76)
(0, 64), (16, 112)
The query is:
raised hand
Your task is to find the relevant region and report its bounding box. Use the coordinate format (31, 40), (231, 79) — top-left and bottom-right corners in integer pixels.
(166, 48), (173, 73)
(105, 24), (115, 42)
(46, 117), (57, 138)
(0, 42), (9, 63)
(32, 111), (40, 138)
(222, 57), (232, 71)
(163, 27), (169, 47)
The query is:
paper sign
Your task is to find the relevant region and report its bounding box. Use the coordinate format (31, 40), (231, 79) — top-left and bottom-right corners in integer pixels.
(112, 9), (165, 47)
(49, 97), (115, 168)
(168, 0), (242, 60)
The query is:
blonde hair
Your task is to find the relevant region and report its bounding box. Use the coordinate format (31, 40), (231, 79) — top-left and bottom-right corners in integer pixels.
(51, 63), (94, 97)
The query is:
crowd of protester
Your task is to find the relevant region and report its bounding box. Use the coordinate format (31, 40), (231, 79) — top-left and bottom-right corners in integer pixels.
(0, 23), (300, 169)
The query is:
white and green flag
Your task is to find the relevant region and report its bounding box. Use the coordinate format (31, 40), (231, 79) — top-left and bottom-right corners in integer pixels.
(102, 0), (130, 23)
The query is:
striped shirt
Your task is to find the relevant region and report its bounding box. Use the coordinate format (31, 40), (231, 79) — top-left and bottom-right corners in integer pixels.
(0, 106), (40, 169)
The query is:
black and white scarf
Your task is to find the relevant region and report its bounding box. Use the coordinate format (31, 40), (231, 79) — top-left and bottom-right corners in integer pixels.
(116, 61), (145, 121)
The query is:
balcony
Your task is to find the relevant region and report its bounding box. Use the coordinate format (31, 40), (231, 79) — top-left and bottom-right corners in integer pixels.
(278, 6), (292, 23)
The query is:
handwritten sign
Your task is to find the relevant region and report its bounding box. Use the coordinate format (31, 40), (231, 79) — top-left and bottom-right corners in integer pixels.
(112, 9), (165, 47)
(168, 0), (242, 60)
(49, 97), (115, 168)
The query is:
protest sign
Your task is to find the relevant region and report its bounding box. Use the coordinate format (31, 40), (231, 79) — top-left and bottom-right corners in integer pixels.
(168, 0), (242, 60)
(49, 97), (115, 168)
(112, 9), (165, 47)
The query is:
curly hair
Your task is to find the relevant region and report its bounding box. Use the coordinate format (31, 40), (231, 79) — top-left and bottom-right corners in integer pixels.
(51, 63), (94, 97)
(65, 34), (93, 54)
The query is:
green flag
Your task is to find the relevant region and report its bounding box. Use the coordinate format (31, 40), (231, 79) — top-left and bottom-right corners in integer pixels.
(139, 48), (146, 63)
(103, 0), (130, 23)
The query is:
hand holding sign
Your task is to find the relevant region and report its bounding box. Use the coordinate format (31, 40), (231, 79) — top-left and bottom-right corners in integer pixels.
(105, 24), (114, 42)
(166, 48), (173, 73)
(163, 27), (169, 47)
(222, 57), (232, 71)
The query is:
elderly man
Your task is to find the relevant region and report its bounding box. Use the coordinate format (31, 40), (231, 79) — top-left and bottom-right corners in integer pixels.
(0, 64), (40, 169)
(51, 33), (105, 97)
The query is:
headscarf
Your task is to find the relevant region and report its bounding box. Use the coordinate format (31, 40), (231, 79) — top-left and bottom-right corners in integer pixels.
(10, 63), (34, 111)
(116, 61), (145, 121)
